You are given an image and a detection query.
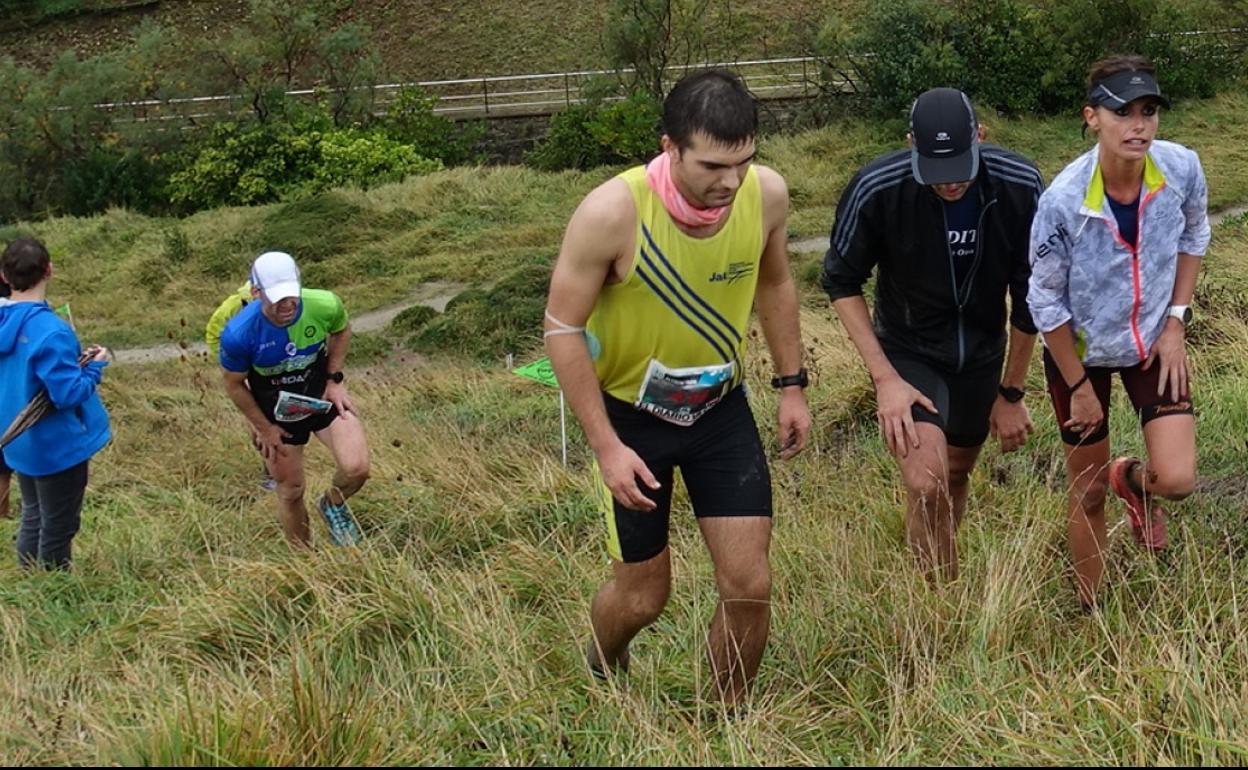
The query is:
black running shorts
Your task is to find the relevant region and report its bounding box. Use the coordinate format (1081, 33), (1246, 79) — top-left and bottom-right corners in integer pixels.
(1043, 349), (1193, 446)
(882, 345), (1004, 449)
(594, 386), (773, 563)
(274, 407), (340, 446)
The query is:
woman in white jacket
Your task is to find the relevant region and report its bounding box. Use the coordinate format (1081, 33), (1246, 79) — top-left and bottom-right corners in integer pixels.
(1028, 55), (1210, 609)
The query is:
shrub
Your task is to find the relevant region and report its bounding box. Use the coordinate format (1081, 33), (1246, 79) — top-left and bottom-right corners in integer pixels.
(821, 0), (1244, 119)
(528, 93), (659, 171)
(166, 121), (322, 210)
(588, 92), (661, 162)
(307, 131), (441, 194)
(381, 87), (484, 166)
(527, 104), (612, 171)
(167, 121), (441, 211)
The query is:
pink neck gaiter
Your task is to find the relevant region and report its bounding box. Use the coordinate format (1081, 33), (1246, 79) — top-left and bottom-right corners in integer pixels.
(645, 152), (729, 228)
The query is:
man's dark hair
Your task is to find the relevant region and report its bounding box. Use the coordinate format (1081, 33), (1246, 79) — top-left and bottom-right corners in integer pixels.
(1, 237), (51, 292)
(662, 69), (757, 151)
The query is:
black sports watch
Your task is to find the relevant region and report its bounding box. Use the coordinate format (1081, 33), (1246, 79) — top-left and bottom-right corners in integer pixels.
(771, 368), (809, 390)
(998, 384), (1025, 403)
(328, 371), (345, 384)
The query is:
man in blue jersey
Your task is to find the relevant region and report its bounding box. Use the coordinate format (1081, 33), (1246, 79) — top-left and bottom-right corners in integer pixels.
(206, 280), (276, 492)
(219, 251), (369, 547)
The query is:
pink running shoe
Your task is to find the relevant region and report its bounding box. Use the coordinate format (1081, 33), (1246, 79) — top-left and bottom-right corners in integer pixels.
(1108, 457), (1168, 551)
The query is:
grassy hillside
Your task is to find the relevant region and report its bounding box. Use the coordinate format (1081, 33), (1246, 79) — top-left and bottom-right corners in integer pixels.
(4, 91), (1247, 349)
(0, 0), (856, 79)
(2, 94), (1248, 763)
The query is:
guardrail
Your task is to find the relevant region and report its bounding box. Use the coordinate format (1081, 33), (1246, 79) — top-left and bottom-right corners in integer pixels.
(93, 55), (854, 128)
(87, 26), (1247, 128)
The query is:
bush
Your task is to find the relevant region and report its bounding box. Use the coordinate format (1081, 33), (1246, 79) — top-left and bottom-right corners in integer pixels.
(381, 87), (484, 166)
(527, 105), (611, 171)
(829, 0), (1244, 119)
(60, 146), (172, 217)
(167, 121), (322, 210)
(1028, 0), (1238, 112)
(528, 93), (659, 171)
(948, 0), (1048, 115)
(167, 120), (442, 211)
(847, 0), (964, 118)
(0, 50), (145, 219)
(589, 93), (661, 162)
(307, 131), (442, 194)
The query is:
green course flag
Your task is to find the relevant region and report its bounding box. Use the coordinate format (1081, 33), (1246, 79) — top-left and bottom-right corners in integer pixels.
(513, 356), (567, 465)
(55, 303), (75, 331)
(513, 356), (559, 389)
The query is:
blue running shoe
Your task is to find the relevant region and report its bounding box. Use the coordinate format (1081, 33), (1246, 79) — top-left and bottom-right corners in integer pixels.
(316, 494), (362, 546)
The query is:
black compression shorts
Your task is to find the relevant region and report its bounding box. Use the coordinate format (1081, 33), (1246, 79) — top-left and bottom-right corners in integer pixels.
(274, 406), (340, 446)
(882, 345), (1004, 449)
(594, 386), (773, 563)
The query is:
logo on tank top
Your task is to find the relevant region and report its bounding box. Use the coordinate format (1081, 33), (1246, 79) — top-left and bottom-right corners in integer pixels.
(709, 262), (754, 284)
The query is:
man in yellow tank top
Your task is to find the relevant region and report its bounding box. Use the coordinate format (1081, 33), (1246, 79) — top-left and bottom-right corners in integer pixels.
(545, 70), (812, 707)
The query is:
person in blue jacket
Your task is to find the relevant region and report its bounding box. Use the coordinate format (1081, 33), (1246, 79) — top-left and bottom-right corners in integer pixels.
(0, 267), (10, 520)
(0, 237), (112, 569)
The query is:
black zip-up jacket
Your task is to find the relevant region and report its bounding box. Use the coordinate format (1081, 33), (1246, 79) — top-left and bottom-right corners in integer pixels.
(821, 144), (1043, 372)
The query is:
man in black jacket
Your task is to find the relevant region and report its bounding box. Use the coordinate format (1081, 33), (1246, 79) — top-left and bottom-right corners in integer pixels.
(822, 88), (1042, 581)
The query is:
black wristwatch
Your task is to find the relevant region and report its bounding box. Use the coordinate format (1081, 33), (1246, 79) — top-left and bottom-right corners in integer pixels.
(998, 384), (1025, 403)
(328, 371), (345, 384)
(771, 368), (809, 390)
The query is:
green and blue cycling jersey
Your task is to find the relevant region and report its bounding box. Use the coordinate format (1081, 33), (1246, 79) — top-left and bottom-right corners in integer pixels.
(218, 289), (348, 420)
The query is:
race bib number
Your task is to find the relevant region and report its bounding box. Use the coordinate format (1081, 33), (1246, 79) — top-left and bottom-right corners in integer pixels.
(273, 390), (334, 423)
(634, 359), (734, 426)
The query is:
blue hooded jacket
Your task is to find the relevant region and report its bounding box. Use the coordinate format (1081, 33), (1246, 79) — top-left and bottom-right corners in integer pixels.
(0, 300), (111, 476)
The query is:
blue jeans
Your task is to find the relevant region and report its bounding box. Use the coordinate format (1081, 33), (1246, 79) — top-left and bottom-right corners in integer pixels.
(16, 461), (89, 570)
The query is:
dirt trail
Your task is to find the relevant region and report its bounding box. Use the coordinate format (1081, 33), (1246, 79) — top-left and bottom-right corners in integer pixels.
(114, 281), (466, 365)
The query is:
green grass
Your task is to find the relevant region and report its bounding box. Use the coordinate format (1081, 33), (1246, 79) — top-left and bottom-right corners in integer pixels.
(0, 0), (859, 80)
(3, 96), (1248, 764)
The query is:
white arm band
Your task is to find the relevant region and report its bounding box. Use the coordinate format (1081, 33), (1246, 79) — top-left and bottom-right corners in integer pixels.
(543, 310), (586, 338)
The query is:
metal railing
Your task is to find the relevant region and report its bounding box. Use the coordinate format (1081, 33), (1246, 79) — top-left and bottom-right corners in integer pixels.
(91, 55), (853, 128)
(84, 25), (1248, 128)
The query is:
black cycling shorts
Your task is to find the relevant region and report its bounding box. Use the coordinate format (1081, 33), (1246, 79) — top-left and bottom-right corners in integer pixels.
(273, 407), (340, 446)
(593, 386), (772, 564)
(882, 345), (1003, 449)
(1043, 350), (1193, 446)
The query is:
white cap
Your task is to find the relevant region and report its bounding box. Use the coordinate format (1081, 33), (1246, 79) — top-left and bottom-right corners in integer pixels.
(250, 251), (301, 303)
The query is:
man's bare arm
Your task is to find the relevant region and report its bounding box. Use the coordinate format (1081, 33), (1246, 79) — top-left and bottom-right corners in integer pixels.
(753, 166), (811, 459)
(545, 179), (661, 510)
